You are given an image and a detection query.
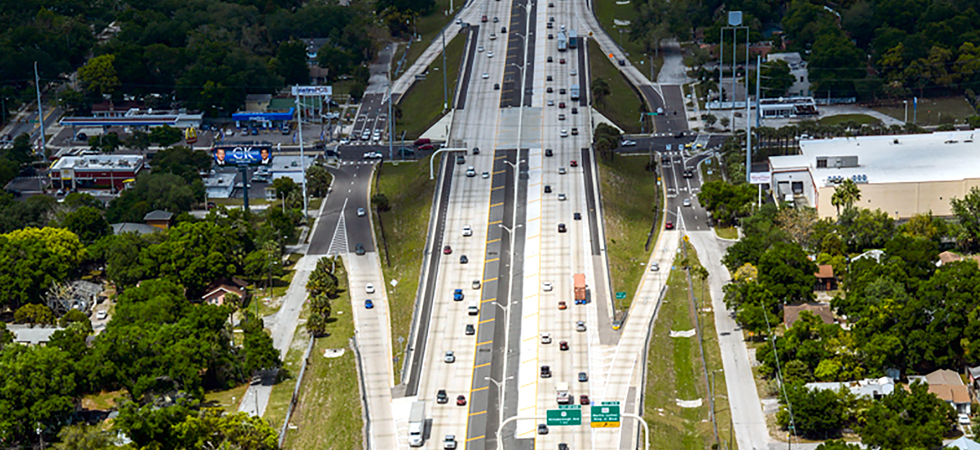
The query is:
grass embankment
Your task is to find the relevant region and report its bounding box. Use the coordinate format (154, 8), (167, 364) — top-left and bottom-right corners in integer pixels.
(643, 243), (736, 450)
(264, 258), (363, 449)
(817, 114), (881, 126)
(372, 160), (435, 384)
(873, 96), (975, 126)
(588, 39), (644, 133)
(396, 34), (465, 140)
(395, 0), (456, 74)
(591, 0), (662, 70)
(598, 155), (658, 312)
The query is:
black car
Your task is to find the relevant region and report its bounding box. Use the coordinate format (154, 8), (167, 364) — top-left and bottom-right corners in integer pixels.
(355, 243), (366, 255)
(494, 83), (500, 90)
(618, 59), (626, 66)
(472, 147), (480, 155)
(545, 148), (553, 157)
(456, 155), (465, 164)
(437, 389), (449, 404)
(460, 255), (468, 264)
(574, 212), (581, 220)
(674, 131), (685, 138)
(540, 365), (551, 378)
(571, 107), (578, 114)
(465, 324), (475, 335)
(537, 424), (549, 435)
(544, 185), (552, 193)
(558, 223), (566, 233)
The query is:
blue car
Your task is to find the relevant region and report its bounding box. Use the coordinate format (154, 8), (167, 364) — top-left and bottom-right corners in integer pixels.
(453, 289), (464, 301)
(365, 299), (374, 309)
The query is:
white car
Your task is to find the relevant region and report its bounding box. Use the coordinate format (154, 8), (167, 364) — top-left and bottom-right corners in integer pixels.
(478, 46), (484, 52)
(547, 100), (555, 106)
(543, 281), (553, 291)
(365, 283), (375, 294)
(444, 351), (456, 363)
(487, 51), (494, 58)
(482, 72), (489, 79)
(650, 262), (660, 272)
(621, 140), (637, 146)
(558, 193), (567, 201)
(490, 33), (497, 40)
(466, 166), (476, 177)
(959, 414), (971, 425)
(462, 225), (473, 236)
(683, 198), (692, 207)
(560, 129), (568, 137)
(558, 114), (565, 121)
(541, 333), (552, 344)
(482, 171), (490, 178)
(357, 207), (366, 217)
(456, 18), (463, 24)
(570, 69), (577, 76)
(339, 138), (350, 145)
(96, 310), (107, 320)
(558, 167), (566, 174)
(444, 434), (457, 449)
(226, 129), (235, 136)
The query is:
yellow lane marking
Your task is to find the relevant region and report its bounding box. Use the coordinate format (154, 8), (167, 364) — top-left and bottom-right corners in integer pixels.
(490, 202), (504, 207)
(469, 410), (487, 417)
(486, 258), (500, 263)
(486, 238), (501, 244)
(521, 381), (537, 388)
(479, 318), (495, 324)
(476, 340), (493, 346)
(471, 386), (489, 392)
(489, 220), (502, 225)
(492, 185), (505, 190)
(483, 277), (498, 283)
(466, 435), (485, 442)
(474, 362), (491, 369)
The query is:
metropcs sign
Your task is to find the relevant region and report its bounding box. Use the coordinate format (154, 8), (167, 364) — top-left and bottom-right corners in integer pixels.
(291, 86), (333, 97)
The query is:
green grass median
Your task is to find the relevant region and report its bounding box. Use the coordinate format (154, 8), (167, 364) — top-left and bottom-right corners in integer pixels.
(372, 160), (436, 385)
(598, 155), (658, 312)
(589, 39), (644, 133)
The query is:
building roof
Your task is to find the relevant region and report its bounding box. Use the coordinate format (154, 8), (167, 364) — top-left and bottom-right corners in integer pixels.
(853, 249), (885, 263)
(50, 155), (144, 171)
(815, 264), (835, 279)
(948, 436), (980, 450)
(806, 376), (894, 398)
(202, 277), (247, 299)
(939, 251), (964, 265)
(928, 383), (971, 404)
(784, 303), (834, 328)
(969, 365), (980, 381)
(268, 155), (316, 172)
(111, 222), (162, 235)
(769, 130), (980, 186)
(9, 325), (63, 345)
(143, 210), (174, 221)
(925, 369), (964, 386)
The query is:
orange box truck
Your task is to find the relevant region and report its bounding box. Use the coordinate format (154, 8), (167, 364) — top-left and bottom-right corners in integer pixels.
(574, 274), (586, 304)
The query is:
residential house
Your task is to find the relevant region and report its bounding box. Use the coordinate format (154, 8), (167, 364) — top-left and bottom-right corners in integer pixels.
(783, 303), (834, 329)
(201, 277), (248, 306)
(144, 210), (174, 229)
(814, 264), (837, 291)
(805, 376), (894, 399)
(948, 437), (980, 450)
(8, 325), (63, 346)
(911, 369), (972, 415)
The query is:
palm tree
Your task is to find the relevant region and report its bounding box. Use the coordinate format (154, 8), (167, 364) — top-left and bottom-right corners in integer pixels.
(591, 78), (611, 107)
(831, 178), (862, 215)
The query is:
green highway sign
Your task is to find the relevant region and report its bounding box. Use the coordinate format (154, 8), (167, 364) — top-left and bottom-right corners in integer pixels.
(615, 292), (626, 300)
(547, 407), (582, 426)
(590, 402), (621, 428)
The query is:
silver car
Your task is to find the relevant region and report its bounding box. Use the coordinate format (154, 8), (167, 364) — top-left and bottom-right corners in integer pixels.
(576, 321), (586, 332)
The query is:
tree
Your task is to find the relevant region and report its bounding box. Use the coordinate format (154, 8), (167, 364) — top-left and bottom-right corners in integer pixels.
(78, 54), (120, 98)
(149, 125), (184, 148)
(758, 242), (817, 303)
(719, 116), (730, 129)
(859, 381), (955, 450)
(704, 113), (718, 128)
(58, 88), (90, 116)
(776, 382), (845, 439)
(951, 186), (980, 250)
(106, 173), (196, 223)
(830, 178), (862, 215)
(317, 45), (354, 81)
(0, 345), (77, 444)
(139, 221), (240, 297)
(241, 311), (281, 374)
(151, 145), (213, 184)
(815, 439), (862, 450)
(371, 193), (390, 212)
(590, 78), (611, 106)
(113, 400), (194, 448)
(126, 129), (152, 154)
(0, 227), (84, 309)
(306, 163), (332, 197)
(273, 39), (311, 86)
(751, 59), (796, 97)
(13, 303), (56, 326)
(53, 424), (119, 450)
(58, 309), (93, 334)
(62, 206), (111, 243)
(173, 408), (278, 450)
(88, 132), (122, 154)
(776, 207), (818, 250)
(697, 181), (755, 226)
(272, 177), (298, 206)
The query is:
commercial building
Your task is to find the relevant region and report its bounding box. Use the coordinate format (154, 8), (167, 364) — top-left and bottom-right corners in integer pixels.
(767, 130), (980, 219)
(766, 52), (811, 97)
(49, 155), (145, 191)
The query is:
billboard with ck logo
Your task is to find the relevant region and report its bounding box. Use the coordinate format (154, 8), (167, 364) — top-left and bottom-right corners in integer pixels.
(213, 145), (272, 166)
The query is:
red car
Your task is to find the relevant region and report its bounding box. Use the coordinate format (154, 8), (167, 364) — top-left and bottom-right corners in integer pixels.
(558, 301), (567, 310)
(481, 15), (488, 22)
(580, 395), (590, 405)
(570, 160), (578, 167)
(559, 102), (566, 109)
(457, 395), (467, 406)
(443, 245), (453, 254)
(559, 341), (569, 351)
(665, 221), (674, 230)
(560, 58), (566, 64)
(419, 144), (434, 151)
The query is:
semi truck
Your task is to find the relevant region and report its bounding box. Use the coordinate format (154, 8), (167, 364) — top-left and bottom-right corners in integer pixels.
(556, 382), (570, 404)
(568, 29), (578, 49)
(570, 84), (580, 101)
(574, 273), (586, 304)
(408, 401), (426, 447)
(557, 32), (567, 52)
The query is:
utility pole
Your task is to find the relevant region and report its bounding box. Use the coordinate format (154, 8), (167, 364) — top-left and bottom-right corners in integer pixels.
(442, 30), (449, 112)
(294, 86), (308, 219)
(756, 55), (762, 128)
(34, 61), (46, 155)
(388, 74), (394, 160)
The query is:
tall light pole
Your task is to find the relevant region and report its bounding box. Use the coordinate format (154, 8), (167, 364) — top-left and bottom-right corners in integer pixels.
(442, 30), (449, 112)
(293, 86), (308, 218)
(34, 61), (46, 155)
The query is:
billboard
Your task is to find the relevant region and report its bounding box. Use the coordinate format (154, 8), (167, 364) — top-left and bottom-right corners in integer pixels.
(291, 86), (333, 97)
(749, 171), (772, 185)
(213, 145), (272, 166)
